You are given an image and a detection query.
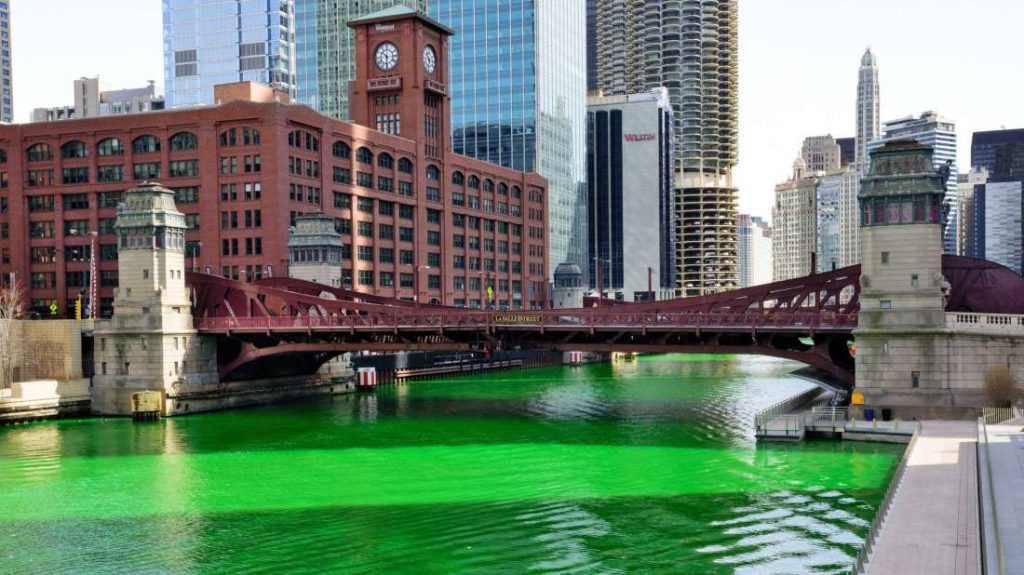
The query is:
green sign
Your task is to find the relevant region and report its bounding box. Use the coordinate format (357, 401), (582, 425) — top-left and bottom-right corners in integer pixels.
(486, 286), (494, 300)
(49, 302), (58, 316)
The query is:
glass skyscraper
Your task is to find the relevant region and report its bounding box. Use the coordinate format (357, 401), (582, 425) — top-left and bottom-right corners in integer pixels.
(163, 0), (297, 108)
(429, 0), (588, 276)
(295, 0), (426, 120)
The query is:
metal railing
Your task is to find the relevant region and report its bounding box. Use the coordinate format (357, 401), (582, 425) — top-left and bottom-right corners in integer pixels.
(849, 429), (921, 574)
(977, 417), (1006, 575)
(808, 405), (848, 427)
(754, 387), (822, 435)
(982, 406), (1022, 425)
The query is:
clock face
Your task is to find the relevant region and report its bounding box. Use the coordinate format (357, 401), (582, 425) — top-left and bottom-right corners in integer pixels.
(422, 46), (437, 74)
(375, 42), (399, 71)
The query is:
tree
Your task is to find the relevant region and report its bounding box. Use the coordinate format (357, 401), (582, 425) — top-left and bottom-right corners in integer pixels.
(0, 279), (23, 389)
(984, 365), (1019, 408)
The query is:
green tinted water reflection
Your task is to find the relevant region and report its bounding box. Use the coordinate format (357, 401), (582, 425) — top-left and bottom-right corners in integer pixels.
(0, 355), (901, 574)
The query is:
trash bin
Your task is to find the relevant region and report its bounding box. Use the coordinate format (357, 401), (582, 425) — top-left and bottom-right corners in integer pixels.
(881, 408), (892, 422)
(864, 408), (875, 422)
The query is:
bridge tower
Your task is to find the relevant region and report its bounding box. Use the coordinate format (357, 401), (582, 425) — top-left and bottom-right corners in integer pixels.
(288, 212), (344, 287)
(854, 140), (965, 416)
(91, 182), (217, 415)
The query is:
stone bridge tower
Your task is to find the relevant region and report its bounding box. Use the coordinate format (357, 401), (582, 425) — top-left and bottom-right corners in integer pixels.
(854, 140), (974, 416)
(91, 182), (217, 415)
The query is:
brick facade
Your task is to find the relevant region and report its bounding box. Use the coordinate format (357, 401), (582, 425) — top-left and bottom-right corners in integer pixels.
(0, 10), (548, 315)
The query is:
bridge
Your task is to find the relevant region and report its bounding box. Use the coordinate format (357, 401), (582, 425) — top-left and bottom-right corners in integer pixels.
(187, 255), (1023, 384)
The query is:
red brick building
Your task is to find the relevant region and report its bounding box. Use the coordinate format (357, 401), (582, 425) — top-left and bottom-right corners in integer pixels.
(0, 9), (548, 316)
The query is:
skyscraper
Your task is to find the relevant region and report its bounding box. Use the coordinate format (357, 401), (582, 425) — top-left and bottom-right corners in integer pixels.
(969, 129), (1024, 272)
(855, 48), (880, 168)
(801, 135), (842, 174)
(586, 89), (675, 301)
(868, 112), (958, 253)
(737, 214), (772, 287)
(429, 1), (588, 278)
(163, 0), (297, 108)
(295, 0), (427, 120)
(595, 0), (740, 296)
(772, 158), (818, 281)
(0, 3), (10, 123)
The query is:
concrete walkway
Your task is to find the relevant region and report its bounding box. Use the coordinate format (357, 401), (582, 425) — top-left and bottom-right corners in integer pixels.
(866, 420), (980, 575)
(982, 424), (1024, 574)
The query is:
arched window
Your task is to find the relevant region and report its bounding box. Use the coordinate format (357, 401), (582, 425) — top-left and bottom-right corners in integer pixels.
(499, 183), (508, 196)
(0, 149), (7, 163)
(468, 175), (480, 189)
(308, 133), (319, 151)
(483, 179), (494, 193)
(355, 146), (373, 164)
(132, 135), (160, 154)
(332, 141), (351, 159)
(452, 171), (465, 185)
(61, 140), (88, 159)
(377, 152), (393, 169)
(511, 185), (522, 199)
(220, 128), (237, 147)
(426, 164), (441, 181)
(397, 157), (413, 174)
(169, 132), (198, 151)
(27, 143), (53, 162)
(243, 127), (260, 146)
(97, 138), (124, 157)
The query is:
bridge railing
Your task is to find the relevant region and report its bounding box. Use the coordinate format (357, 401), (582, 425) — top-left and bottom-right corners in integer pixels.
(195, 309), (859, 332)
(753, 387), (822, 434)
(947, 312), (1024, 335)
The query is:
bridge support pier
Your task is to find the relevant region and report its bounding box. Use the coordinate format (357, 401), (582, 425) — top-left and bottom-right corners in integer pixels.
(90, 183), (219, 416)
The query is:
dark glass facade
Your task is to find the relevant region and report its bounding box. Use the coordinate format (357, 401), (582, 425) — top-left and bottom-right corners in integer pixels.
(971, 128), (1024, 182)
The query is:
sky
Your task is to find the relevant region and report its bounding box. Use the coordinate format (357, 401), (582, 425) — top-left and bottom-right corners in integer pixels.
(12, 0), (1024, 221)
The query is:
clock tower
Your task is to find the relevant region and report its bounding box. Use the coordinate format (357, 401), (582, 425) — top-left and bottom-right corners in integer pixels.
(348, 6), (454, 160)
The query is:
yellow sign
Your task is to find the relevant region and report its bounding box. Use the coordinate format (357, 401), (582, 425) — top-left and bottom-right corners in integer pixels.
(851, 391), (865, 406)
(493, 314), (542, 324)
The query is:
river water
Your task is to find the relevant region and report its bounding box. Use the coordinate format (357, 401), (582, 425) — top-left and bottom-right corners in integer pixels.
(0, 355), (902, 574)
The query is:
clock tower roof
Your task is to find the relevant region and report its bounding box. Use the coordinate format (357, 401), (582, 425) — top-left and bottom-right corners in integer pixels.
(347, 6), (455, 36)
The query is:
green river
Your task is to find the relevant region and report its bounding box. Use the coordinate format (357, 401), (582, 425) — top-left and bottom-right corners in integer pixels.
(0, 355), (902, 574)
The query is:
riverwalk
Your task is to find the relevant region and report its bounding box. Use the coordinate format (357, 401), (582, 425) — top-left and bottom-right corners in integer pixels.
(981, 423), (1024, 574)
(864, 421), (980, 575)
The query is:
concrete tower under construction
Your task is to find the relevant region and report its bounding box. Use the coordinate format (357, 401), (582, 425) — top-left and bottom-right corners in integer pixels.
(595, 0), (739, 296)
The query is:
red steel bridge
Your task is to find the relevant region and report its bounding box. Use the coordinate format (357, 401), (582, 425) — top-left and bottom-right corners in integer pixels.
(188, 256), (1024, 385)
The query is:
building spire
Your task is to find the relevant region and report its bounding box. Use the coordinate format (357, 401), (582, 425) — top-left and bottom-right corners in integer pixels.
(855, 47), (881, 169)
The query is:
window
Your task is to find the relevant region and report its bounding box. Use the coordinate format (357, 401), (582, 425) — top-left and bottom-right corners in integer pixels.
(911, 274), (919, 287)
(169, 160), (199, 178)
(174, 186), (199, 204)
(132, 135), (160, 154)
(400, 250), (414, 266)
(511, 186), (522, 199)
(358, 246), (374, 262)
(27, 143), (52, 162)
(378, 152), (393, 169)
(398, 157), (413, 174)
(335, 219), (351, 235)
(427, 231), (440, 246)
(243, 182), (261, 200)
(427, 209), (441, 224)
(62, 167), (89, 184)
(399, 227), (413, 242)
(400, 272), (414, 287)
(220, 156), (238, 174)
(881, 252), (889, 264)
(468, 175), (480, 189)
(98, 218), (116, 235)
(378, 200), (394, 216)
(96, 138), (124, 157)
(499, 183), (508, 196)
(378, 224), (393, 240)
(334, 192), (351, 209)
(169, 132), (198, 151)
(399, 204), (414, 219)
(880, 300), (892, 310)
(333, 167), (351, 184)
(358, 270), (374, 286)
(357, 172), (373, 187)
(64, 219), (89, 237)
(133, 162), (161, 180)
(28, 195), (54, 212)
(378, 176), (394, 192)
(398, 181), (413, 196)
(332, 141), (351, 159)
(98, 191), (122, 208)
(244, 155), (261, 173)
(97, 165), (124, 183)
(220, 128), (237, 147)
(358, 221), (373, 237)
(426, 187), (441, 202)
(426, 165), (440, 180)
(911, 371), (920, 388)
(356, 147), (372, 164)
(357, 197), (374, 213)
(243, 127), (260, 146)
(379, 248), (395, 263)
(63, 193), (88, 210)
(452, 171), (465, 185)
(29, 221), (54, 238)
(61, 140), (88, 159)
(483, 179), (494, 193)
(185, 214), (200, 230)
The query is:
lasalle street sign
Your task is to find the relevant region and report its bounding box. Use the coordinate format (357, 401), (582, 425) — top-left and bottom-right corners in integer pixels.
(624, 133), (656, 142)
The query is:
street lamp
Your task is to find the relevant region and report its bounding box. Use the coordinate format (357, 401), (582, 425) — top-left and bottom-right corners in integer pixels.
(190, 241), (203, 273)
(646, 265), (656, 302)
(593, 256), (610, 301)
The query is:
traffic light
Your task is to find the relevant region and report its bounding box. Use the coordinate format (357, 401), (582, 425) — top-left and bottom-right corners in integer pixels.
(74, 298), (82, 320)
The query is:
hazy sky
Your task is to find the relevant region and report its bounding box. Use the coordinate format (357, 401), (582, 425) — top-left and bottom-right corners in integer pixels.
(12, 1), (1024, 220)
